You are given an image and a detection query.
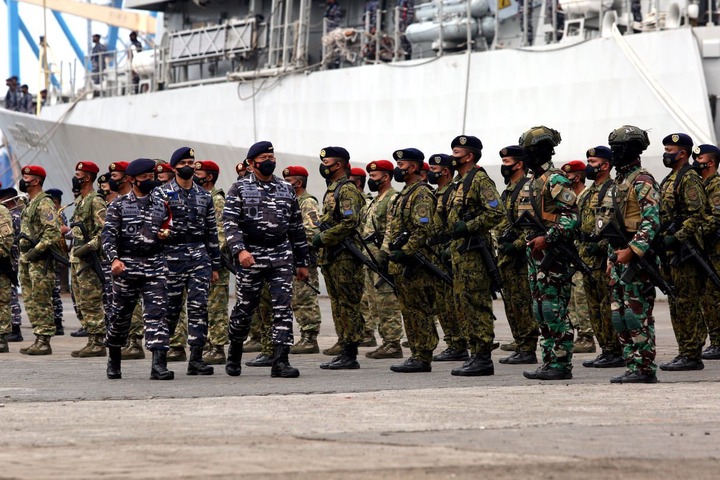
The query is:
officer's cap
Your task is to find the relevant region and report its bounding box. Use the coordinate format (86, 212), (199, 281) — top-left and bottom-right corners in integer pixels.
(393, 148), (424, 162)
(662, 133), (693, 149)
(170, 146), (195, 167)
(45, 188), (63, 200)
(283, 166), (309, 177)
(247, 141), (274, 160)
(586, 146), (613, 161)
(366, 160), (394, 172)
(499, 145), (524, 159)
(127, 158), (158, 176)
(350, 167), (366, 177)
(195, 160), (220, 173)
(693, 144), (720, 159)
(97, 173), (110, 184)
(451, 135), (483, 152)
(22, 165), (46, 178)
(0, 187), (18, 200)
(320, 146), (350, 161)
(561, 160), (586, 173)
(428, 154), (453, 167)
(109, 161), (128, 173)
(155, 163), (173, 174)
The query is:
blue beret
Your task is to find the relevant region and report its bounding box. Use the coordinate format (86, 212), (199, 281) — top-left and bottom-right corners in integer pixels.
(451, 135), (483, 151)
(586, 146), (613, 161)
(393, 148), (424, 162)
(0, 187), (18, 199)
(499, 145), (524, 159)
(693, 144), (720, 159)
(247, 141), (274, 160)
(45, 188), (63, 199)
(662, 133), (693, 148)
(169, 146), (195, 167)
(428, 153), (452, 167)
(319, 146), (350, 161)
(126, 158), (158, 176)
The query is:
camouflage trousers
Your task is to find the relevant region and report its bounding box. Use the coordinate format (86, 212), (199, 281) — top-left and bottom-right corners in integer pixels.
(291, 266), (322, 334)
(702, 254), (720, 346)
(584, 268), (621, 355)
(610, 262), (656, 374)
(71, 260), (106, 335)
(11, 285), (21, 325)
(395, 267), (438, 363)
(249, 283), (274, 356)
(166, 256), (211, 348)
(434, 273), (464, 350)
(568, 271), (593, 338)
(207, 268), (230, 347)
(19, 259), (55, 336)
(498, 256), (538, 352)
(527, 249), (574, 372)
(0, 273), (11, 335)
(105, 270), (170, 351)
(229, 264), (295, 346)
(53, 269), (63, 324)
(168, 289), (188, 347)
(452, 251), (496, 355)
(361, 267), (403, 343)
(667, 262), (705, 359)
(129, 301), (144, 338)
(321, 257), (365, 344)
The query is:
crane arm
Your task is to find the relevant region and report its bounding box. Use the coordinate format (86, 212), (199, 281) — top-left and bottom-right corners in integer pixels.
(17, 0), (157, 34)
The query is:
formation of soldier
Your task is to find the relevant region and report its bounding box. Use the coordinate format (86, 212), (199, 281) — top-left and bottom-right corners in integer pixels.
(2, 125), (720, 384)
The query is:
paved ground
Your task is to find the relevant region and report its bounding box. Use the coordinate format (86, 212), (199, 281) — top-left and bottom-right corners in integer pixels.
(1, 296), (719, 479)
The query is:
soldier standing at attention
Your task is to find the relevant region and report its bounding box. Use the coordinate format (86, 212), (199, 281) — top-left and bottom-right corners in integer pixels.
(692, 144), (720, 360)
(658, 133), (706, 372)
(516, 126), (578, 381)
(577, 147), (624, 369)
(282, 166), (324, 355)
(223, 141), (310, 378)
(446, 135), (505, 376)
(0, 188), (23, 343)
(382, 148), (438, 372)
(0, 199), (14, 353)
(45, 188), (67, 336)
(69, 161), (108, 358)
(18, 166), (62, 355)
(153, 147), (221, 376)
(597, 126), (661, 383)
(103, 158), (174, 380)
(313, 146), (366, 370)
(495, 146), (539, 365)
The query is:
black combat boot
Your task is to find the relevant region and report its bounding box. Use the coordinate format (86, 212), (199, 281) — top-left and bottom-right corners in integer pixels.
(271, 345), (300, 378)
(150, 350), (175, 380)
(55, 318), (65, 336)
(7, 324), (23, 342)
(390, 357), (432, 373)
(225, 341), (243, 377)
(499, 350), (538, 365)
(451, 352), (494, 376)
(245, 353), (273, 367)
(187, 345), (214, 375)
(523, 364), (572, 380)
(320, 342), (360, 370)
(432, 347), (469, 362)
(106, 346), (122, 379)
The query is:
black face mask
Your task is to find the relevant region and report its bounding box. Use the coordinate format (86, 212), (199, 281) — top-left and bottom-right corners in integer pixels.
(108, 178), (122, 192)
(500, 164), (516, 183)
(367, 177), (383, 192)
(19, 179), (30, 193)
(71, 176), (86, 191)
(97, 188), (107, 198)
(585, 164), (602, 181)
(193, 176), (206, 186)
(393, 167), (408, 183)
(255, 160), (276, 177)
(176, 165), (195, 180)
(319, 163), (337, 179)
(662, 151), (681, 168)
(692, 160), (710, 172)
(135, 179), (159, 195)
(427, 170), (442, 185)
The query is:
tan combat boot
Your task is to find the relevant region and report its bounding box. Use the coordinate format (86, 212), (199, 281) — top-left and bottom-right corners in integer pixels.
(202, 344), (227, 365)
(21, 335), (52, 355)
(366, 341), (403, 359)
(167, 346), (187, 362)
(243, 338), (262, 353)
(573, 336), (596, 353)
(0, 334), (8, 353)
(290, 331), (319, 354)
(121, 335), (145, 360)
(359, 333), (377, 347)
(75, 334), (107, 358)
(500, 341), (517, 352)
(322, 340), (343, 356)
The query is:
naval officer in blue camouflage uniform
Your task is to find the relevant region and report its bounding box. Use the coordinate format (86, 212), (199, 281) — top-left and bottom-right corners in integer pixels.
(223, 141), (310, 378)
(103, 158), (174, 380)
(152, 147), (221, 376)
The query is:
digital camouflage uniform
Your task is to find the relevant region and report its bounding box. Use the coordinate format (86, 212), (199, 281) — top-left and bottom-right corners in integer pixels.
(207, 186), (230, 348)
(293, 191), (322, 334)
(53, 210), (68, 331)
(0, 204), (14, 346)
(7, 206), (21, 328)
(700, 172), (720, 349)
(659, 165), (706, 360)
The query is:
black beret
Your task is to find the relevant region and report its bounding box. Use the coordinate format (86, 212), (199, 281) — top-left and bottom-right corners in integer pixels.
(451, 135), (483, 151)
(170, 146), (195, 167)
(693, 144), (720, 159)
(45, 188), (63, 200)
(247, 141), (274, 160)
(662, 133), (693, 149)
(393, 148), (424, 162)
(586, 146), (613, 161)
(499, 145), (524, 159)
(97, 173), (110, 184)
(428, 153), (452, 167)
(319, 146), (350, 161)
(127, 158), (158, 176)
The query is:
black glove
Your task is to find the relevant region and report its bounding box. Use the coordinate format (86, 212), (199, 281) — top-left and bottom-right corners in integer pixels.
(376, 250), (389, 267)
(585, 242), (601, 256)
(389, 249), (410, 264)
(312, 233), (324, 248)
(24, 248), (43, 262)
(663, 235), (679, 249)
(74, 244), (94, 259)
(498, 243), (517, 255)
(441, 247), (452, 264)
(452, 221), (468, 239)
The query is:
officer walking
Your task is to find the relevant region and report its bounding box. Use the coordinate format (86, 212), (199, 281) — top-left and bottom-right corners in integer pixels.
(103, 158), (174, 380)
(223, 141), (310, 378)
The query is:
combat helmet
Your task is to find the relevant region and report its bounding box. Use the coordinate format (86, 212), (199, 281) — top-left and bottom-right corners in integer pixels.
(607, 125), (650, 167)
(519, 125), (561, 170)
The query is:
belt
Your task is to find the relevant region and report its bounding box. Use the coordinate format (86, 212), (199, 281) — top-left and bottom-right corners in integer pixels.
(244, 235), (287, 248)
(166, 233), (205, 246)
(118, 246), (163, 258)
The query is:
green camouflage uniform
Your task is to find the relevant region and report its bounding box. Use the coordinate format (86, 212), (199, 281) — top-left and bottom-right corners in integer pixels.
(292, 191), (322, 333)
(257, 282), (274, 357)
(382, 180), (438, 362)
(495, 177), (539, 353)
(169, 290), (188, 348)
(0, 204), (14, 338)
(318, 176), (366, 345)
(577, 180), (621, 355)
(207, 187), (230, 347)
(360, 188), (402, 343)
(597, 165), (661, 374)
(19, 192), (62, 336)
(659, 165), (707, 360)
(447, 166), (505, 355)
(701, 173), (720, 348)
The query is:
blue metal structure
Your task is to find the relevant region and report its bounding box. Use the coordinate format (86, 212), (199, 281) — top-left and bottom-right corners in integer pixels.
(105, 0), (124, 52)
(52, 11), (86, 63)
(7, 0), (20, 77)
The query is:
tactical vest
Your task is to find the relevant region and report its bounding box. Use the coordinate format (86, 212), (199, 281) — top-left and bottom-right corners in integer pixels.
(21, 192), (52, 240)
(577, 179), (612, 237)
(517, 170), (562, 227)
(596, 168), (653, 236)
(71, 191), (103, 245)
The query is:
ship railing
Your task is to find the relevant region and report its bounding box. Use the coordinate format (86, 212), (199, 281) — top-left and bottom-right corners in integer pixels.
(82, 48), (146, 99)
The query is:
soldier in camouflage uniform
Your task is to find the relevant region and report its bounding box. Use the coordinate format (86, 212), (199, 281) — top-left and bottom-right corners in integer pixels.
(68, 161), (108, 358)
(446, 136), (505, 376)
(0, 200), (14, 352)
(193, 160), (231, 365)
(692, 144), (720, 360)
(1, 188), (23, 342)
(515, 126), (579, 381)
(658, 133), (706, 372)
(244, 284), (275, 366)
(222, 141), (310, 378)
(427, 153), (468, 362)
(495, 146), (539, 364)
(380, 149), (437, 372)
(18, 166), (62, 355)
(359, 160), (403, 360)
(103, 158), (174, 380)
(576, 147), (624, 369)
(598, 125), (661, 383)
(313, 146), (367, 370)
(46, 189), (66, 336)
(283, 166), (323, 354)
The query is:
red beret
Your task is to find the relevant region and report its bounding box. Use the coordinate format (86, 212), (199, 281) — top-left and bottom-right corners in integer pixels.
(75, 161), (100, 174)
(422, 162), (430, 171)
(366, 160), (394, 173)
(108, 161), (128, 172)
(22, 165), (47, 178)
(282, 165), (309, 177)
(350, 167), (366, 177)
(561, 160), (586, 173)
(235, 160), (249, 175)
(195, 160), (220, 173)
(155, 163), (173, 174)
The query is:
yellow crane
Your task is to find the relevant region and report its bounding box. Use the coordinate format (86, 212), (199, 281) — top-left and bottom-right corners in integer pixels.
(16, 0), (157, 33)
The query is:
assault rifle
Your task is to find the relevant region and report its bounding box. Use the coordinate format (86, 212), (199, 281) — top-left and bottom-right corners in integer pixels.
(18, 232), (70, 273)
(70, 222), (107, 285)
(663, 221), (720, 290)
(454, 216), (503, 294)
(0, 256), (18, 286)
(390, 231), (453, 285)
